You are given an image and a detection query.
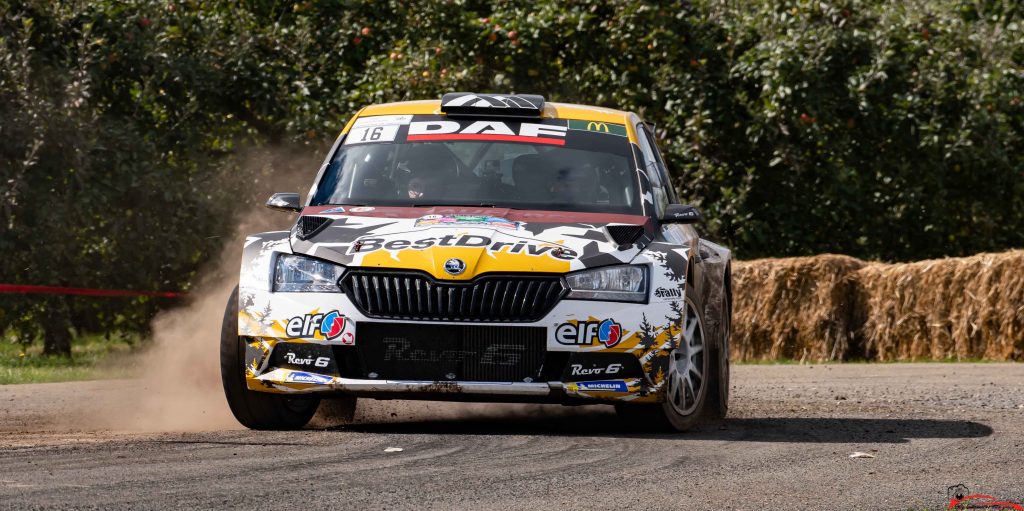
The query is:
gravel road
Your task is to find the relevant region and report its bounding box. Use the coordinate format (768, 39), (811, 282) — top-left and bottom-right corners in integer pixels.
(1, 363), (1021, 510)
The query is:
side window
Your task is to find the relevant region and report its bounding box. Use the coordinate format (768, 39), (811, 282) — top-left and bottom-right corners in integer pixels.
(635, 124), (670, 214)
(634, 125), (660, 185)
(642, 124), (679, 204)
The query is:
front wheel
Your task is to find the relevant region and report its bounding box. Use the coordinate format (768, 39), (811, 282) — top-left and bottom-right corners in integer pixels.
(220, 286), (320, 430)
(616, 296), (709, 432)
(706, 291), (731, 419)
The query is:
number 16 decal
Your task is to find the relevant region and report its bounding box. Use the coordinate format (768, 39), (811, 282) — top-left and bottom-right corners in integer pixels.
(344, 124), (399, 145)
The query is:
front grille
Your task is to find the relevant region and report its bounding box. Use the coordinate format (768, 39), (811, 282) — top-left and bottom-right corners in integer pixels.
(356, 323), (547, 382)
(340, 270), (566, 322)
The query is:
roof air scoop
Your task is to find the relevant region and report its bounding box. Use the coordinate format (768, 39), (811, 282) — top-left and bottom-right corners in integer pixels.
(440, 92), (545, 118)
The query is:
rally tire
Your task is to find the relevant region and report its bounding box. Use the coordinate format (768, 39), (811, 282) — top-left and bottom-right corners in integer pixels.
(220, 286), (320, 430)
(616, 293), (710, 432)
(706, 288), (731, 419)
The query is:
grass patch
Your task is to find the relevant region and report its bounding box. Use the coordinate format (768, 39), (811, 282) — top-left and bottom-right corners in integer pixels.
(0, 334), (141, 385)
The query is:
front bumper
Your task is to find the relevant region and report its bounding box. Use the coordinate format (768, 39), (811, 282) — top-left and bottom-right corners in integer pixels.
(238, 281), (684, 404)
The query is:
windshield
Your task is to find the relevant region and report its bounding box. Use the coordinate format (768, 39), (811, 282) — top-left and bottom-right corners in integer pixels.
(311, 115), (642, 214)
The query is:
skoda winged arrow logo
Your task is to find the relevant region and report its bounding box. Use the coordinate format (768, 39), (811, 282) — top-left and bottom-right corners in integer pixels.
(443, 258), (466, 276)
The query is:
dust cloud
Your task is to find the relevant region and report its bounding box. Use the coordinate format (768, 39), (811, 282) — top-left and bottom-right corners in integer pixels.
(48, 144), (605, 433)
(76, 275), (240, 431)
(53, 146), (323, 432)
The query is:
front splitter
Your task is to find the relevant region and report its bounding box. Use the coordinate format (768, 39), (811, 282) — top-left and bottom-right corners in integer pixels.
(247, 368), (657, 403)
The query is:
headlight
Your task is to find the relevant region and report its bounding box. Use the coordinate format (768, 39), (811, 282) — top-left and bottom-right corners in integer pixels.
(565, 265), (648, 303)
(274, 254), (344, 292)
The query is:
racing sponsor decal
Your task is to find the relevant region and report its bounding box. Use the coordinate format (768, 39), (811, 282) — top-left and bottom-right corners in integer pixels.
(414, 214), (522, 230)
(351, 234), (576, 260)
(406, 120), (567, 146)
(352, 114), (413, 127)
(567, 120), (628, 137)
(598, 319), (623, 347)
(562, 352), (644, 381)
(342, 112), (633, 149)
(555, 319), (624, 347)
(321, 206), (346, 214)
(344, 115), (412, 146)
(349, 206), (375, 212)
(382, 339), (524, 365)
(345, 124), (400, 145)
(653, 287), (682, 299)
(570, 362), (622, 376)
(573, 380), (629, 392)
(441, 93), (541, 110)
(269, 342), (338, 373)
(284, 371), (334, 384)
(283, 352), (331, 368)
(284, 310), (355, 345)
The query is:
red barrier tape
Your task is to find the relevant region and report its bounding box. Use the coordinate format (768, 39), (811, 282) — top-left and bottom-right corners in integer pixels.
(0, 284), (182, 298)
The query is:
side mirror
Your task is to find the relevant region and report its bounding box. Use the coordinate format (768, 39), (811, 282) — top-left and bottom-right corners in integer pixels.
(266, 193), (302, 213)
(661, 204), (702, 224)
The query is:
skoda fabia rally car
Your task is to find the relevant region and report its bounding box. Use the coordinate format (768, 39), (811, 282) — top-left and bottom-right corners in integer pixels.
(221, 93), (733, 431)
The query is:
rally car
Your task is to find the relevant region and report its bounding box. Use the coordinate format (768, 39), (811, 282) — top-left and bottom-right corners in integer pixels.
(221, 93), (733, 431)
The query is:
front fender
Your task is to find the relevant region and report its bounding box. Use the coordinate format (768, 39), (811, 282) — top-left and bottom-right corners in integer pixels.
(627, 240), (693, 394)
(237, 231), (292, 335)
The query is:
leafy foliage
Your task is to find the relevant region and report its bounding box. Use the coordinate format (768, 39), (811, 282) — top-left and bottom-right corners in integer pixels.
(2, 1), (1023, 351)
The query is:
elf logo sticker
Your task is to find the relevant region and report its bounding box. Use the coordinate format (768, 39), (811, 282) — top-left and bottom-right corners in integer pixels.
(555, 319), (624, 347)
(597, 319), (622, 347)
(285, 310), (355, 345)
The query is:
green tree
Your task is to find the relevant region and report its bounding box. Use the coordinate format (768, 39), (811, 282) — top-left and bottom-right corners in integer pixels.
(2, 0), (1022, 353)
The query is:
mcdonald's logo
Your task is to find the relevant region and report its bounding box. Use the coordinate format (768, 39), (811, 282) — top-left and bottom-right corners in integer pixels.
(567, 119), (628, 137)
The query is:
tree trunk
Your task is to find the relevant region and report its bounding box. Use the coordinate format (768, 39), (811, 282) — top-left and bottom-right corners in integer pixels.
(42, 323), (72, 356)
(42, 297), (72, 357)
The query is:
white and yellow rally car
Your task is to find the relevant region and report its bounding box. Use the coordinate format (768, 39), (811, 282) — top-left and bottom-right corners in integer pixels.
(221, 93), (733, 431)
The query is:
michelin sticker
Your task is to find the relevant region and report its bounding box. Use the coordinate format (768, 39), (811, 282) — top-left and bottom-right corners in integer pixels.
(285, 371), (334, 384)
(574, 380), (629, 392)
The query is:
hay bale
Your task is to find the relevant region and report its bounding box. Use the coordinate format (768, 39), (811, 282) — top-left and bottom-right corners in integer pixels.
(856, 251), (1024, 361)
(732, 254), (864, 362)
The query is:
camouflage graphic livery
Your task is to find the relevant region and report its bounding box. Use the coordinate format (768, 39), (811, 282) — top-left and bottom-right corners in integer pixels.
(223, 93), (733, 431)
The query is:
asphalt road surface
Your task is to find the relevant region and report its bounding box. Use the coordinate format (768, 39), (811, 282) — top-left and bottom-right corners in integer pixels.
(1, 363), (1021, 510)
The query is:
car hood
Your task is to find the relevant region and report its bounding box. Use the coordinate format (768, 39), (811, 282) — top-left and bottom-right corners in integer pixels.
(290, 206), (653, 280)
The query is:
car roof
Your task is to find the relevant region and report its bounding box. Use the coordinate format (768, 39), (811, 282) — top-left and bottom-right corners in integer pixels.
(342, 99), (638, 139)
